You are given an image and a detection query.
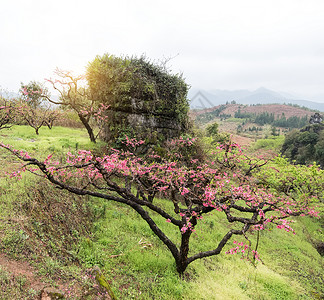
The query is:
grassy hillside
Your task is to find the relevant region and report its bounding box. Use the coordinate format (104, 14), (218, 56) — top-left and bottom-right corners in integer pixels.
(0, 126), (323, 299)
(192, 103), (317, 141)
(192, 104), (315, 121)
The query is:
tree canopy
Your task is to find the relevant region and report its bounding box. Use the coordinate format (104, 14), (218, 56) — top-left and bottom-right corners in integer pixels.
(281, 123), (324, 168)
(20, 81), (49, 109)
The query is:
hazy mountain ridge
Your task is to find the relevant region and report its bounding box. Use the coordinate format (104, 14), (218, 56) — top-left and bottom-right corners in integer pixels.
(189, 87), (324, 112)
(4, 87), (324, 113)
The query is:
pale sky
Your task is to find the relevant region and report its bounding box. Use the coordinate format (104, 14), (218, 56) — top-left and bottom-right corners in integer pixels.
(1, 0), (324, 102)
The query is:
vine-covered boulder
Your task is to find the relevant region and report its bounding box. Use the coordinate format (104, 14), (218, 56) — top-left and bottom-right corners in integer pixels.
(87, 54), (190, 145)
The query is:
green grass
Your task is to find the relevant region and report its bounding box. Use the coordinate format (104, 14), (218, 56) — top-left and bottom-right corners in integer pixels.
(251, 135), (285, 152)
(75, 195), (323, 299)
(0, 125), (323, 299)
(0, 125), (104, 157)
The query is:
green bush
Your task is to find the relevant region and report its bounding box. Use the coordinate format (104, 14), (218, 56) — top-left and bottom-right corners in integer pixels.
(281, 123), (324, 167)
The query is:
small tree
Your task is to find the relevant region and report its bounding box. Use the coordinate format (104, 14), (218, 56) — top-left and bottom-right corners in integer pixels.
(206, 122), (229, 144)
(43, 69), (109, 143)
(43, 109), (62, 130)
(18, 81), (60, 135)
(0, 138), (321, 276)
(17, 103), (45, 135)
(20, 81), (49, 109)
(17, 102), (60, 135)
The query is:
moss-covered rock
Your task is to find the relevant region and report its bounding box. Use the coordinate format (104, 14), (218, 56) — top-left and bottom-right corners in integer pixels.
(92, 266), (117, 300)
(87, 54), (191, 146)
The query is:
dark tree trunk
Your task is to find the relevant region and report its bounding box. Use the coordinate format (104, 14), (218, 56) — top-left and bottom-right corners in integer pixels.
(78, 113), (96, 143)
(176, 230), (191, 275)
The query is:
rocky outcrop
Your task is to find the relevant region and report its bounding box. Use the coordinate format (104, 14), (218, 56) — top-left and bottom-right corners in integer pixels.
(100, 102), (188, 144)
(88, 54), (190, 145)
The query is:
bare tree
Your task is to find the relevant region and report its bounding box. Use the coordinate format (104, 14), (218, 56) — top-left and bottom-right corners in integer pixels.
(44, 69), (108, 143)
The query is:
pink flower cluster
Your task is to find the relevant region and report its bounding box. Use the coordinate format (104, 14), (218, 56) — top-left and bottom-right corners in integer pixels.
(226, 240), (261, 262)
(122, 135), (145, 148)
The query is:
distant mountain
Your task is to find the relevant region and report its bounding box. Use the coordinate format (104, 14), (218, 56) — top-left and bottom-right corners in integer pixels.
(189, 88), (324, 112)
(238, 87), (286, 104)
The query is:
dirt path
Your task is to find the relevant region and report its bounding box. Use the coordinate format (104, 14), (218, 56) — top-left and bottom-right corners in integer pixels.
(0, 252), (72, 299)
(0, 252), (113, 299)
(0, 252), (46, 291)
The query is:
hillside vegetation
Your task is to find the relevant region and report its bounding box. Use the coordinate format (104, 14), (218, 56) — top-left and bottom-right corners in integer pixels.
(193, 104), (315, 121)
(0, 126), (323, 299)
(191, 103), (321, 146)
(1, 51), (323, 300)
(281, 123), (324, 168)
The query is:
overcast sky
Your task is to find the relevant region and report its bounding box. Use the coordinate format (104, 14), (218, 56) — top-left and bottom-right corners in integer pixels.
(1, 0), (324, 102)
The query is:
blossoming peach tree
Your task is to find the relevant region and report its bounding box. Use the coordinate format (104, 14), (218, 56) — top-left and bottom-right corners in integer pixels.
(18, 74), (110, 140)
(0, 137), (322, 276)
(43, 69), (110, 143)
